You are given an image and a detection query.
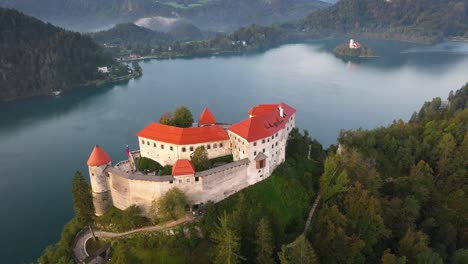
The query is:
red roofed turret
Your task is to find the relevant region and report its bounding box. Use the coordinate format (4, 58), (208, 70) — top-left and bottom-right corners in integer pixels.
(87, 145), (112, 167)
(198, 107), (217, 126)
(172, 159), (195, 176)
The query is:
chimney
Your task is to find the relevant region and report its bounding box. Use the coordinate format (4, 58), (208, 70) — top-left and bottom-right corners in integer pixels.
(279, 105), (284, 117)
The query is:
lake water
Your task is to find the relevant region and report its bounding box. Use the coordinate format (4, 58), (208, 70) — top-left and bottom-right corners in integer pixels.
(1, 39), (467, 263)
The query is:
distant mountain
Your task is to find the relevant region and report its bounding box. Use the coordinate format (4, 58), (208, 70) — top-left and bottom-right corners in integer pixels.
(167, 22), (205, 40)
(0, 8), (115, 101)
(91, 23), (172, 48)
(0, 0), (329, 32)
(301, 0), (468, 43)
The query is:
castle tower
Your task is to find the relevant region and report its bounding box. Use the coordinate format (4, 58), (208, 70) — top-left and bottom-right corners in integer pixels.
(87, 145), (113, 216)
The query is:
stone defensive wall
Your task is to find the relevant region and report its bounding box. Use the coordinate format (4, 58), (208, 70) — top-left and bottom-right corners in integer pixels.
(103, 159), (250, 215)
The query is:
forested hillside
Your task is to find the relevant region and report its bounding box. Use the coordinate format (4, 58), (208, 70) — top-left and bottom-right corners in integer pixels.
(317, 84), (468, 263)
(91, 23), (172, 52)
(302, 0), (468, 43)
(0, 8), (115, 101)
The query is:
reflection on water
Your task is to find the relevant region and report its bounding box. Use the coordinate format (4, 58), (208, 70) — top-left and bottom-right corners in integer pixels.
(1, 40), (468, 263)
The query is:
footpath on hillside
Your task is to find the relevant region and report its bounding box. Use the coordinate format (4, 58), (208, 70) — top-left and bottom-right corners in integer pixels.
(72, 215), (195, 263)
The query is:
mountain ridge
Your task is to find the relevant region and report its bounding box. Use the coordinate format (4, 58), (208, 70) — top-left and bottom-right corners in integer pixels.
(0, 8), (117, 101)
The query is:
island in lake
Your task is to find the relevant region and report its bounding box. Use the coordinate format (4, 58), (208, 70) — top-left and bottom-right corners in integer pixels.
(334, 39), (376, 58)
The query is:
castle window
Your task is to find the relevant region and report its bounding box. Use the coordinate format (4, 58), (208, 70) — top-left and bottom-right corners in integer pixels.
(92, 173), (95, 176)
(161, 145), (165, 149)
(256, 159), (266, 169)
(267, 139), (270, 142)
(271, 136), (274, 140)
(187, 178), (190, 183)
(254, 151), (257, 156)
(213, 143), (218, 148)
(272, 145), (274, 149)
(254, 142), (257, 146)
(170, 146), (174, 151)
(195, 177), (199, 182)
(220, 143), (224, 147)
(190, 146), (194, 151)
(276, 142), (278, 146)
(179, 179), (182, 183)
(142, 139), (145, 144)
(260, 175), (263, 178)
(262, 149), (265, 153)
(147, 141), (150, 146)
(207, 144), (211, 150)
(154, 143), (157, 147)
(170, 180), (173, 184)
(262, 139), (265, 144)
(276, 133), (278, 137)
(182, 147), (186, 152)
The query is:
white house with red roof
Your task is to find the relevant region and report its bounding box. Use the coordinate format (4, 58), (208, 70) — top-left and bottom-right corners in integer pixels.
(229, 103), (296, 184)
(86, 103), (296, 216)
(136, 122), (230, 166)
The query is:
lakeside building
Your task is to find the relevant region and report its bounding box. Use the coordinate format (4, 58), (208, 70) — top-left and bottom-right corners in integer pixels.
(87, 103), (296, 216)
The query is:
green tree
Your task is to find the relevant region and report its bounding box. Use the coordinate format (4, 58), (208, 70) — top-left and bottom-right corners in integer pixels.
(320, 156), (349, 203)
(278, 245), (290, 264)
(436, 133), (457, 182)
(398, 230), (432, 263)
(452, 249), (468, 264)
(279, 235), (319, 264)
(382, 249), (407, 264)
(159, 112), (173, 125)
(72, 171), (95, 225)
(137, 157), (162, 173)
(150, 188), (188, 223)
(255, 218), (274, 264)
(415, 251), (443, 264)
(191, 146), (210, 171)
(211, 212), (243, 264)
(173, 106), (194, 128)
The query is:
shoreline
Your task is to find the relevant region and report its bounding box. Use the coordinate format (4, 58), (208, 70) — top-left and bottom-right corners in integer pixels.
(0, 72), (141, 103)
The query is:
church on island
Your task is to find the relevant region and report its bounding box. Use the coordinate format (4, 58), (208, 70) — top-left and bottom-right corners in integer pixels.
(87, 103), (296, 216)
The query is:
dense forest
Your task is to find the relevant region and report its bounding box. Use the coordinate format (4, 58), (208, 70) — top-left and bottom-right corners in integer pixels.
(38, 85), (467, 263)
(302, 0), (468, 43)
(0, 8), (120, 101)
(90, 23), (172, 53)
(93, 23), (289, 58)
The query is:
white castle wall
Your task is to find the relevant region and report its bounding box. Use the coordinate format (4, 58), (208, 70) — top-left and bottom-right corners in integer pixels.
(139, 138), (230, 166)
(104, 160), (249, 216)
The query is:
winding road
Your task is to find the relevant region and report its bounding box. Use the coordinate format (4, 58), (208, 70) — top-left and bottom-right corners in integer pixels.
(73, 215), (195, 263)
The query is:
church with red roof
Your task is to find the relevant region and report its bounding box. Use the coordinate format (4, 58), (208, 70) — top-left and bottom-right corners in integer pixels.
(86, 103), (296, 217)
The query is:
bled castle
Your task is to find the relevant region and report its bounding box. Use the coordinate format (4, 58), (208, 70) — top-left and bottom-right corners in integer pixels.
(87, 103), (296, 216)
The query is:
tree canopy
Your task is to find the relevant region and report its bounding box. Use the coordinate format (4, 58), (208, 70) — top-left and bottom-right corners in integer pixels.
(72, 171), (94, 225)
(150, 188), (188, 224)
(159, 106), (194, 128)
(0, 8), (115, 101)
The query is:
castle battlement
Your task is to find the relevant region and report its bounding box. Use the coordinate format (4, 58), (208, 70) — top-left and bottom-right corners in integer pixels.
(88, 103), (296, 216)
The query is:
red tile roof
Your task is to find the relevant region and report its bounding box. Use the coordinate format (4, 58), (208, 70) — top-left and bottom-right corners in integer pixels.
(248, 104), (279, 117)
(199, 107), (217, 125)
(172, 159), (195, 176)
(229, 103), (296, 142)
(137, 123), (229, 145)
(87, 145), (112, 166)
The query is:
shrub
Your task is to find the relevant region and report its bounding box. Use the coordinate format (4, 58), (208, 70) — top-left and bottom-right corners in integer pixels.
(137, 157), (162, 173)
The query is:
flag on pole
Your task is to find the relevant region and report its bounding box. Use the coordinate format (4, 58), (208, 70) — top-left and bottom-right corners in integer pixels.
(125, 144), (130, 157)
